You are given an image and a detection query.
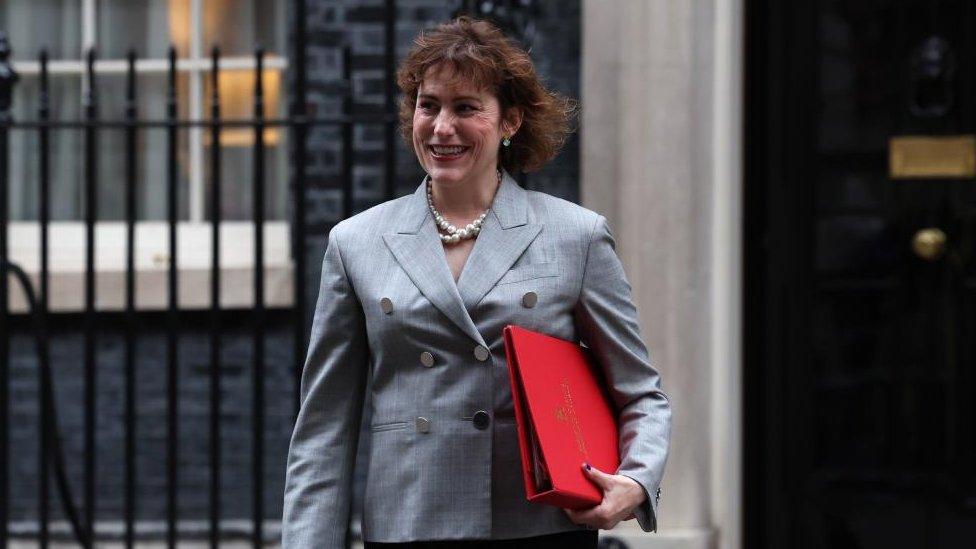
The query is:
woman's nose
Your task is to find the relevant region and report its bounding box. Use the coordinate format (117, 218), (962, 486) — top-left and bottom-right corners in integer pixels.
(433, 111), (456, 136)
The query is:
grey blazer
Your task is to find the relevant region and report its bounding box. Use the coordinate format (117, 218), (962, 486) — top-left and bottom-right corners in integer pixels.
(282, 171), (671, 547)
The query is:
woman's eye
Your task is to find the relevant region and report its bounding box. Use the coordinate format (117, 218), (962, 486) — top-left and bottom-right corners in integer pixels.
(419, 102), (437, 112)
(457, 104), (476, 113)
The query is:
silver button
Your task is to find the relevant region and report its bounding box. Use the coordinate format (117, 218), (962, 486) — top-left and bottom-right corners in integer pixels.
(415, 417), (431, 433)
(474, 345), (490, 362)
(521, 291), (538, 308)
(380, 297), (394, 314)
(420, 351), (435, 368)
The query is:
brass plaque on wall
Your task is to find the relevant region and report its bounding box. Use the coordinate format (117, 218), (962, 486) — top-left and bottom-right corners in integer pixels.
(889, 135), (976, 178)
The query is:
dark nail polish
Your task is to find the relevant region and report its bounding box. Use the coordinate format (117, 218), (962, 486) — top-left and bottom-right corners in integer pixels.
(585, 462), (592, 470)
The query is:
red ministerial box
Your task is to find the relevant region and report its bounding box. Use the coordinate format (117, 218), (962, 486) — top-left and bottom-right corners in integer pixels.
(503, 325), (619, 509)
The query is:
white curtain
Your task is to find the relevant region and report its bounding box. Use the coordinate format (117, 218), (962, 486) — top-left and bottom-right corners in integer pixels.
(3, 0), (82, 221)
(97, 0), (175, 221)
(1, 0), (286, 222)
(200, 0), (288, 222)
(2, 0), (172, 221)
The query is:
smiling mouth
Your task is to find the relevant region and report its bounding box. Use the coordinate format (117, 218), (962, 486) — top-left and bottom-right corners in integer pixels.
(428, 144), (470, 159)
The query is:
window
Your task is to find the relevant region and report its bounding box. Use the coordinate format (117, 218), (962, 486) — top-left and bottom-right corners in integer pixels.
(2, 0), (293, 312)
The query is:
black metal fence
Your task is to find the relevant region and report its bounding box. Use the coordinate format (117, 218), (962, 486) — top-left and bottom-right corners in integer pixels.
(0, 1), (561, 547)
(0, 0), (407, 546)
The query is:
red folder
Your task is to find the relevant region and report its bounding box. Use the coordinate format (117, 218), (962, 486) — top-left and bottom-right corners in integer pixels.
(503, 324), (619, 509)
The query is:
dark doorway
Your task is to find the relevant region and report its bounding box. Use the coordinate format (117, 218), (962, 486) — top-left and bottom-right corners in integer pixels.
(745, 1), (976, 548)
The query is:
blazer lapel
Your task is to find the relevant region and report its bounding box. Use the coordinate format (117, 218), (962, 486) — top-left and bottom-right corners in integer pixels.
(383, 181), (487, 347)
(457, 172), (543, 311)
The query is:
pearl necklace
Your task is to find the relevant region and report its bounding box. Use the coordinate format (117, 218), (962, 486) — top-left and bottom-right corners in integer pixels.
(426, 169), (501, 244)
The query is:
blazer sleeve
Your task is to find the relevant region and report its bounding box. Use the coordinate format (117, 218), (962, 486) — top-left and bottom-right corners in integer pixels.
(282, 227), (369, 549)
(573, 214), (672, 533)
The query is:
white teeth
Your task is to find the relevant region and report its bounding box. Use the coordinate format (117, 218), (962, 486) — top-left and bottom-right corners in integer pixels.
(431, 145), (466, 155)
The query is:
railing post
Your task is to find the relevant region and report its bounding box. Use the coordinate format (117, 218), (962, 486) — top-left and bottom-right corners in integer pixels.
(123, 49), (137, 549)
(251, 47), (266, 549)
(208, 46), (223, 549)
(82, 48), (98, 543)
(341, 46), (353, 219)
(37, 48), (50, 549)
(0, 30), (18, 549)
(165, 46), (179, 549)
(383, 0), (396, 202)
(291, 0), (308, 419)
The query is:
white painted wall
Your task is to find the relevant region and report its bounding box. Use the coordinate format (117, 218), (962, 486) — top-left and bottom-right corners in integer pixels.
(582, 1), (742, 548)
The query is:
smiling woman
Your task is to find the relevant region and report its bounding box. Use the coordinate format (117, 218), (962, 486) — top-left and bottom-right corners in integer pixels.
(282, 16), (670, 549)
(394, 18), (577, 281)
(412, 65), (513, 191)
(396, 19), (576, 177)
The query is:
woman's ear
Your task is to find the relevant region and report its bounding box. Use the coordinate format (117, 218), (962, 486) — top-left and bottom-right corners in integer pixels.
(503, 107), (523, 138)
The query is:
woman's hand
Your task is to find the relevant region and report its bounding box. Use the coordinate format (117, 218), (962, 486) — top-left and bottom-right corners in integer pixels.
(563, 462), (646, 530)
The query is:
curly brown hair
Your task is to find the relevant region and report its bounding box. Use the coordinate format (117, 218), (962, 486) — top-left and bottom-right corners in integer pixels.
(396, 16), (577, 174)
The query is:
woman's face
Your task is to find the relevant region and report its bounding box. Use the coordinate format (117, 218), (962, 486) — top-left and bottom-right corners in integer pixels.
(412, 64), (513, 189)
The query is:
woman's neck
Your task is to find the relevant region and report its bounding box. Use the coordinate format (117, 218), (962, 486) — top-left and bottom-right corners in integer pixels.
(429, 168), (500, 220)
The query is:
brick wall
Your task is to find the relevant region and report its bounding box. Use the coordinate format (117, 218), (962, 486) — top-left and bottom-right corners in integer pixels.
(295, 0), (581, 292)
(6, 313), (295, 538)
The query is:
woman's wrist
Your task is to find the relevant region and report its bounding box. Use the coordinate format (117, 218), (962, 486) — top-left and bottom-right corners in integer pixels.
(618, 474), (648, 510)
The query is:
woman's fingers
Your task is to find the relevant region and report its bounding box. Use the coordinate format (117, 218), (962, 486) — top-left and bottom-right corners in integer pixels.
(564, 507), (599, 529)
(562, 463), (645, 529)
(564, 504), (620, 530)
(581, 462), (615, 489)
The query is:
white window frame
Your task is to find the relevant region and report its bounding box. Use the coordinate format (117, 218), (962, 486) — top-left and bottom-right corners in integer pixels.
(5, 0), (294, 312)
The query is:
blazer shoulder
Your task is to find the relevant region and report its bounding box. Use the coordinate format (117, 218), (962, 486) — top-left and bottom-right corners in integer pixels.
(525, 189), (604, 239)
(329, 193), (413, 246)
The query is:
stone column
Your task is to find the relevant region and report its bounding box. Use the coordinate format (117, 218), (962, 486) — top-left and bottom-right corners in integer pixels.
(581, 1), (742, 548)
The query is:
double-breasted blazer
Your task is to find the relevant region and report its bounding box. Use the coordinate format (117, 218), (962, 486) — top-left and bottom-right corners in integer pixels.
(282, 171), (671, 547)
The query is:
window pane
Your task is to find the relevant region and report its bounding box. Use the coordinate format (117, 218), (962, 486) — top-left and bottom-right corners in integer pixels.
(97, 72), (192, 221)
(7, 73), (194, 222)
(201, 66), (287, 221)
(203, 0), (285, 56)
(0, 0), (81, 60)
(8, 74), (83, 221)
(203, 141), (288, 222)
(203, 67), (282, 123)
(97, 0), (176, 59)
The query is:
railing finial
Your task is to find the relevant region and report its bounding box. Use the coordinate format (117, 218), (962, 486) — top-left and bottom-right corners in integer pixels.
(0, 32), (20, 117)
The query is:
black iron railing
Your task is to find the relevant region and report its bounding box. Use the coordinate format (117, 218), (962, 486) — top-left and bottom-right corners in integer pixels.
(0, 0), (407, 546)
(0, 1), (554, 547)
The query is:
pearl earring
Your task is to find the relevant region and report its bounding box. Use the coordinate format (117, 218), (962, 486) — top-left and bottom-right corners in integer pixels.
(502, 136), (511, 147)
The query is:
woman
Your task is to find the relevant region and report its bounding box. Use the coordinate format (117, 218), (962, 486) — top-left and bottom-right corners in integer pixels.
(282, 17), (671, 548)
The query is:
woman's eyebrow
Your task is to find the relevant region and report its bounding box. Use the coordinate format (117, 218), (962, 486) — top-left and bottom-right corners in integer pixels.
(418, 93), (482, 103)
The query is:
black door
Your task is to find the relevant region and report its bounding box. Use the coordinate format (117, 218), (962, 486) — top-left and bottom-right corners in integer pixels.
(746, 1), (976, 548)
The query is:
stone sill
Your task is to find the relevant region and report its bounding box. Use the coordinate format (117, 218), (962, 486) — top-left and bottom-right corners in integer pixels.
(4, 221), (294, 314)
